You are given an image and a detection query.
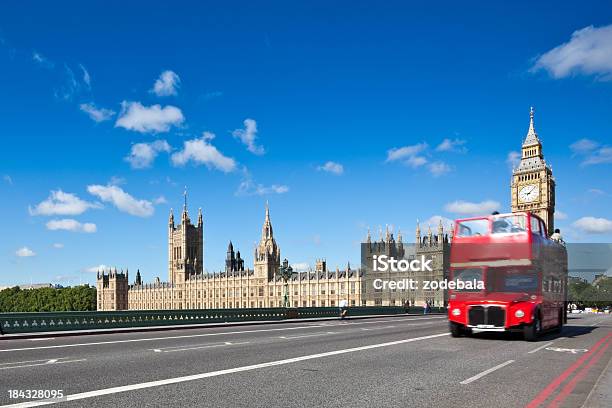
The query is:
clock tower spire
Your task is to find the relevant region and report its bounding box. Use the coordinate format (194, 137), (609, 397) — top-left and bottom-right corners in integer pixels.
(511, 107), (556, 235)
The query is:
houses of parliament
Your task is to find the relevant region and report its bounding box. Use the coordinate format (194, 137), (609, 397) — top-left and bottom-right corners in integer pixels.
(97, 108), (556, 311)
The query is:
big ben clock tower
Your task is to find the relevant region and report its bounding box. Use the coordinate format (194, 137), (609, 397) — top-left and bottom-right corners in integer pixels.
(511, 107), (556, 235)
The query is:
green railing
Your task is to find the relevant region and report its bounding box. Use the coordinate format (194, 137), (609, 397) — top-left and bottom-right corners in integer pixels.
(0, 306), (445, 335)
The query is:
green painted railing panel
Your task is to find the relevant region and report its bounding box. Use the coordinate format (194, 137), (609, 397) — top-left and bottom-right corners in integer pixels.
(0, 306), (445, 335)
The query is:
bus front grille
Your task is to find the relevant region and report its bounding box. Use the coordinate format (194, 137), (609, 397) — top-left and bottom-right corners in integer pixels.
(488, 306), (505, 327)
(468, 305), (505, 327)
(468, 306), (485, 325)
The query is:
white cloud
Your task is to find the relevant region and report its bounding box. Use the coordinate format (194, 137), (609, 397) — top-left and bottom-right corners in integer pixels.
(237, 180), (289, 196)
(46, 219), (97, 233)
(80, 103), (115, 122)
(232, 118), (265, 155)
(436, 138), (466, 152)
(405, 155), (428, 168)
(125, 140), (171, 169)
(29, 190), (101, 216)
(583, 147), (612, 165)
(444, 200), (500, 215)
(426, 215), (455, 230)
(428, 161), (451, 177)
(54, 64), (81, 101)
(531, 25), (612, 80)
(115, 101), (184, 133)
(86, 264), (110, 273)
(108, 176), (126, 186)
(16, 247), (36, 257)
(387, 142), (455, 176)
(32, 51), (54, 68)
(153, 196), (167, 205)
(3, 175), (13, 185)
(386, 143), (428, 164)
(555, 210), (568, 220)
(151, 70), (180, 96)
(236, 172), (289, 196)
(52, 243), (64, 249)
(317, 161), (344, 175)
(79, 64), (91, 88)
(87, 184), (154, 217)
(291, 262), (310, 271)
(171, 132), (237, 172)
(506, 151), (521, 170)
(572, 216), (612, 233)
(569, 138), (612, 165)
(588, 188), (605, 195)
(570, 138), (599, 155)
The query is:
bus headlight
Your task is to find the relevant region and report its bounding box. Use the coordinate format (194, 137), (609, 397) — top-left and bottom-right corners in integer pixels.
(452, 308), (461, 316)
(515, 309), (525, 318)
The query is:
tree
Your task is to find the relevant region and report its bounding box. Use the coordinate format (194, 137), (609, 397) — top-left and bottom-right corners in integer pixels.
(0, 285), (96, 312)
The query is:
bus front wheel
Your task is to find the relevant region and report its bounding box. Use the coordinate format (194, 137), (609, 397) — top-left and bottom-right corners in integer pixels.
(524, 314), (541, 342)
(450, 322), (464, 337)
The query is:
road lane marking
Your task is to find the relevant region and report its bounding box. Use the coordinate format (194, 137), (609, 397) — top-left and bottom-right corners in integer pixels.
(28, 338), (55, 341)
(0, 359), (60, 366)
(150, 341), (251, 353)
(545, 347), (588, 354)
(0, 316), (446, 353)
(526, 333), (612, 408)
(0, 358), (86, 371)
(0, 332), (449, 407)
(278, 332), (337, 339)
(460, 360), (515, 385)
(527, 341), (554, 354)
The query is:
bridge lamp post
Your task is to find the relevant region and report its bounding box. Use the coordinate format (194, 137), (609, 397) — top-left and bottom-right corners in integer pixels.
(279, 259), (293, 308)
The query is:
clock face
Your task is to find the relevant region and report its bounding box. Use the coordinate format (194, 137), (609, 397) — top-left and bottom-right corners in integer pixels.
(518, 184), (539, 203)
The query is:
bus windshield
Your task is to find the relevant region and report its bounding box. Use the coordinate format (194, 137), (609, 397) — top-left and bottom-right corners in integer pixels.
(491, 214), (527, 234)
(457, 219), (488, 237)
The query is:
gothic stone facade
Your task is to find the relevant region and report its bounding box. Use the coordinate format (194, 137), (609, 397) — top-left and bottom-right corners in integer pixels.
(97, 204), (365, 310)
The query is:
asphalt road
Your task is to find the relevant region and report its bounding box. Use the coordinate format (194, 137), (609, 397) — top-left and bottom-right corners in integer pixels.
(0, 313), (610, 408)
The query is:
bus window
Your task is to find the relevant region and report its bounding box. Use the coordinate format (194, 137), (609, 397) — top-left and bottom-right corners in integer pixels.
(492, 214), (527, 234)
(457, 219), (489, 237)
(490, 267), (538, 293)
(530, 216), (541, 236)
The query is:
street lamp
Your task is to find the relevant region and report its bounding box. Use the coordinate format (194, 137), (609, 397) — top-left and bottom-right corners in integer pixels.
(279, 258), (293, 308)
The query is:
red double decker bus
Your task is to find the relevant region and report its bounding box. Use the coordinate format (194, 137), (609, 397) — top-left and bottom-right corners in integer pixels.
(447, 211), (567, 341)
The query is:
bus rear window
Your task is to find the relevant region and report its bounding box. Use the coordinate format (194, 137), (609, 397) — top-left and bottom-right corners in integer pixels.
(457, 219), (489, 237)
(492, 214), (527, 234)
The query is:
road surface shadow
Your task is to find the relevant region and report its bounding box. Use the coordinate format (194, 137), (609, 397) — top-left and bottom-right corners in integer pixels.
(465, 325), (597, 342)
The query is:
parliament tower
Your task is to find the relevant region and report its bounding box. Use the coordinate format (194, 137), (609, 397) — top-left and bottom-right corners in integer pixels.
(254, 202), (280, 280)
(511, 108), (556, 235)
(168, 188), (204, 283)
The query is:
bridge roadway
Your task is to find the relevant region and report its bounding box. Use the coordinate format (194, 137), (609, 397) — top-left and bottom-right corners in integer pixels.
(0, 313), (610, 408)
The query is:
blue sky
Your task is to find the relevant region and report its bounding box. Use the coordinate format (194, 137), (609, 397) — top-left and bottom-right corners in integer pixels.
(1, 1), (612, 286)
